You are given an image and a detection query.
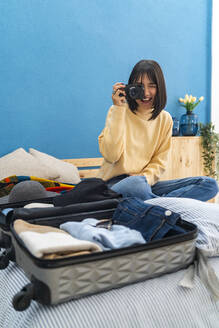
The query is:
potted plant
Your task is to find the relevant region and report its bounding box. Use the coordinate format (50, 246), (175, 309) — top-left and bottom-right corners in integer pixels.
(199, 122), (219, 180)
(178, 94), (204, 136)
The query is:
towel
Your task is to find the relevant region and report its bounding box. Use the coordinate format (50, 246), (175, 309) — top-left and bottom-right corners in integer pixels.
(14, 219), (102, 259)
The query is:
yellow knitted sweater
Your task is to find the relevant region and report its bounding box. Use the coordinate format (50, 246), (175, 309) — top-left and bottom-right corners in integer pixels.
(97, 104), (173, 186)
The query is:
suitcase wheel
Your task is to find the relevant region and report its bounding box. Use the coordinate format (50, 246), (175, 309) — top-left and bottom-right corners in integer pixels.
(0, 251), (10, 270)
(13, 283), (35, 311)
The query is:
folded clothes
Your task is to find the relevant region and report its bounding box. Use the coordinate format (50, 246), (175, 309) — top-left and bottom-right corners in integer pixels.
(46, 186), (74, 193)
(14, 219), (102, 259)
(24, 203), (54, 209)
(0, 175), (75, 198)
(60, 218), (146, 251)
(53, 178), (121, 206)
(112, 197), (185, 242)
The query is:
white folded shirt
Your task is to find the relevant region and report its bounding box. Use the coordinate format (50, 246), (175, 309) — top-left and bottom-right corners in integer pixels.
(19, 231), (102, 258)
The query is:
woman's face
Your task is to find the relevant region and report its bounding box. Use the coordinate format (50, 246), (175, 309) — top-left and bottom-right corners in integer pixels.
(135, 74), (157, 110)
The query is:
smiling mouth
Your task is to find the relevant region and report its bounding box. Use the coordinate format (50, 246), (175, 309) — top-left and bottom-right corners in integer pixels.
(141, 98), (152, 104)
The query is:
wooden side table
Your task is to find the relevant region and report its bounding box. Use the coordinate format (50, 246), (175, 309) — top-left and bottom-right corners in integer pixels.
(160, 136), (216, 203)
(161, 136), (205, 180)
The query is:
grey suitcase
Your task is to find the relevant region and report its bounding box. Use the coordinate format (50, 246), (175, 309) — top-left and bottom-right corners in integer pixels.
(9, 207), (197, 311)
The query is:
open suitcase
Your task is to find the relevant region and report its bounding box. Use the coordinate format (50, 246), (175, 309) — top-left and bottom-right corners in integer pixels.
(0, 198), (120, 268)
(5, 200), (197, 311)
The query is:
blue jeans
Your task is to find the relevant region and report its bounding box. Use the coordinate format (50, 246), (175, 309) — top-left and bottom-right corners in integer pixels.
(108, 175), (219, 202)
(112, 197), (185, 241)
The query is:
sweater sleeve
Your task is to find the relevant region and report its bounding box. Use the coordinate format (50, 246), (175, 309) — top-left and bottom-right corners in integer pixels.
(98, 105), (126, 163)
(141, 117), (173, 185)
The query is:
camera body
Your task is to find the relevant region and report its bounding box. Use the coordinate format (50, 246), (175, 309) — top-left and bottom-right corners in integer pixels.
(119, 83), (145, 100)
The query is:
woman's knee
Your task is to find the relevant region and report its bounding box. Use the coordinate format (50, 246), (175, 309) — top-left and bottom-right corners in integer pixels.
(111, 176), (146, 194)
(111, 175), (155, 200)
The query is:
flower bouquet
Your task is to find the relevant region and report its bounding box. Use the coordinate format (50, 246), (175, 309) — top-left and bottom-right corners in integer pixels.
(179, 94), (204, 113)
(178, 94), (204, 136)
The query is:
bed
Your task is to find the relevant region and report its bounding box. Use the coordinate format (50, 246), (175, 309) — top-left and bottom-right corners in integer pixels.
(0, 158), (219, 328)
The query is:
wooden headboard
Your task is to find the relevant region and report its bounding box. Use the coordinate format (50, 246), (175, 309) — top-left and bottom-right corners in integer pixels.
(64, 158), (103, 178)
(63, 137), (207, 180)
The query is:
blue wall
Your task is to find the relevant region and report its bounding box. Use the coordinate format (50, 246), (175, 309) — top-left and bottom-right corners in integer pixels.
(0, 0), (212, 158)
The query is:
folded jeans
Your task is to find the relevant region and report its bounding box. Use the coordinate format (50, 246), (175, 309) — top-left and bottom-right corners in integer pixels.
(112, 197), (185, 242)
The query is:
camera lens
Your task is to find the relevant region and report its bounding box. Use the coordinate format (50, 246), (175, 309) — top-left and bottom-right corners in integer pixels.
(125, 84), (145, 100)
(129, 87), (138, 98)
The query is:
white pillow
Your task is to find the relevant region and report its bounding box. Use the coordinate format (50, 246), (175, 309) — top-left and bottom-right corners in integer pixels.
(0, 148), (60, 180)
(29, 148), (81, 184)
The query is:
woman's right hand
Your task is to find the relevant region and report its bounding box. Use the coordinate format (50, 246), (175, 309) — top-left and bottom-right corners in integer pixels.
(112, 82), (126, 106)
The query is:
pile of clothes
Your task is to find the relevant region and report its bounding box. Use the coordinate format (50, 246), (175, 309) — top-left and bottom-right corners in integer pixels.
(2, 177), (185, 259)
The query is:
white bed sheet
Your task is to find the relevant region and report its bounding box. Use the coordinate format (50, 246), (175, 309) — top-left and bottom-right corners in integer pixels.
(0, 258), (218, 328)
(1, 197), (219, 328)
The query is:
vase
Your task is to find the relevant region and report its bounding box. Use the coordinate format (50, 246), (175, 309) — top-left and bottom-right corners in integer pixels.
(172, 117), (180, 136)
(180, 110), (198, 136)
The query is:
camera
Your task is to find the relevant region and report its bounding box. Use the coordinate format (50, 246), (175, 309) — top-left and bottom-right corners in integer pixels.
(119, 83), (145, 100)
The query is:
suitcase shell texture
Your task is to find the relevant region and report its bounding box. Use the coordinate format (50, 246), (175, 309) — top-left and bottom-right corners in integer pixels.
(9, 209), (197, 311)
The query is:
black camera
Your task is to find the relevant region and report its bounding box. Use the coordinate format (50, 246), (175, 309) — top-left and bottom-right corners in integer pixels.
(119, 83), (145, 100)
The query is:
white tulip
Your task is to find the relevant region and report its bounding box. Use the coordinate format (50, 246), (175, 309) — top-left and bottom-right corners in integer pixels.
(183, 99), (187, 104)
(179, 98), (184, 103)
(192, 97), (196, 102)
(188, 95), (193, 103)
(185, 94), (189, 101)
(199, 96), (204, 101)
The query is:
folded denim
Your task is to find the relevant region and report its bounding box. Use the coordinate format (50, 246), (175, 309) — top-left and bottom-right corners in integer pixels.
(112, 197), (185, 242)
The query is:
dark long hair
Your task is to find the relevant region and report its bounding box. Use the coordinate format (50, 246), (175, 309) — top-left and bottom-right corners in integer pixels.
(127, 60), (167, 120)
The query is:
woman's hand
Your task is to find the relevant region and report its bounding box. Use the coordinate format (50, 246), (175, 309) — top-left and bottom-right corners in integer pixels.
(112, 82), (126, 106)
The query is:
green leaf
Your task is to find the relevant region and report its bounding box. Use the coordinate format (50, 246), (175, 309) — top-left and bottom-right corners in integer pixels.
(192, 101), (200, 110)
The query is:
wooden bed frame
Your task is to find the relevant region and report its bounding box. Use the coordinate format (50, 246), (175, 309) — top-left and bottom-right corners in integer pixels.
(63, 137), (206, 180)
(64, 158), (103, 179)
(64, 156), (216, 203)
(63, 137), (216, 203)
(64, 137), (207, 180)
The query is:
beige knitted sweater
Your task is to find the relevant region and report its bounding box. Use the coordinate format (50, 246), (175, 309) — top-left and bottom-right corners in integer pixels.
(97, 104), (173, 186)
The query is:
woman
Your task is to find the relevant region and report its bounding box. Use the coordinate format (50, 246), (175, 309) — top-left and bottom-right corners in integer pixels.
(97, 60), (218, 201)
